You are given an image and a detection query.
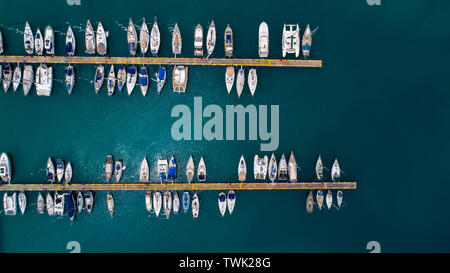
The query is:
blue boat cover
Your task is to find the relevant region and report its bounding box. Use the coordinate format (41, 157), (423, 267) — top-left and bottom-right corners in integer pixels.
(127, 66), (136, 74)
(219, 195), (226, 202)
(158, 68), (166, 80)
(140, 77), (148, 86)
(65, 43), (73, 54)
(302, 45), (311, 50)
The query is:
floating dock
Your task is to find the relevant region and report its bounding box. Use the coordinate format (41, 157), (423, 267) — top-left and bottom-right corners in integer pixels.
(0, 55), (322, 68)
(0, 182), (355, 191)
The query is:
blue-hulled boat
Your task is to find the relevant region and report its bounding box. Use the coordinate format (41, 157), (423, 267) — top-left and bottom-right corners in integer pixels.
(182, 191), (190, 213)
(156, 66), (166, 94)
(168, 156), (177, 181)
(139, 66), (148, 96)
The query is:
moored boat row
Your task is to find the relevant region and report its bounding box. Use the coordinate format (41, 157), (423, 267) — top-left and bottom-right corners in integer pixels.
(225, 66), (258, 97)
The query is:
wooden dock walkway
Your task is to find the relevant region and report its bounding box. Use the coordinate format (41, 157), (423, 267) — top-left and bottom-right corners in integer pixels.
(0, 182), (356, 191)
(0, 55), (322, 68)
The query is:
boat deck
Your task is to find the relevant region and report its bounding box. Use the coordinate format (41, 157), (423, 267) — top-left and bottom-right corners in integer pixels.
(0, 182), (355, 191)
(0, 55), (322, 68)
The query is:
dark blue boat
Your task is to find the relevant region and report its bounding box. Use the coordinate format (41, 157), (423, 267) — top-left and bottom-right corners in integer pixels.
(182, 191), (190, 214)
(168, 156), (177, 180)
(65, 191), (75, 221)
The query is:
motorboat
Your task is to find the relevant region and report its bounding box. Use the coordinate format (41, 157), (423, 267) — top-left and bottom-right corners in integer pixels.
(158, 159), (168, 182)
(85, 19), (96, 54)
(0, 152), (12, 183)
(65, 192), (75, 221)
(238, 155), (246, 182)
(197, 156), (206, 182)
(46, 192), (54, 216)
(171, 23), (182, 55)
(140, 18), (149, 54)
(301, 24), (312, 57)
(172, 65), (188, 93)
(76, 191), (83, 214)
(168, 156), (177, 181)
(206, 20), (216, 57)
(94, 65), (105, 94)
(288, 151), (297, 182)
(54, 192), (65, 216)
(107, 65), (115, 96)
(65, 26), (76, 56)
(306, 191), (314, 213)
(35, 64), (53, 96)
(315, 155), (324, 181)
(337, 190), (343, 208)
(12, 66), (21, 91)
(227, 190), (235, 215)
(316, 189), (324, 210)
(104, 155), (113, 182)
(65, 65), (75, 95)
(192, 193), (199, 218)
(150, 20), (160, 56)
(185, 155), (195, 183)
(145, 191), (152, 212)
(224, 25), (233, 57)
(225, 66), (234, 94)
(56, 159), (65, 183)
(253, 155), (268, 180)
(278, 153), (288, 181)
(236, 67), (244, 98)
(114, 160), (125, 183)
(153, 191), (162, 217)
(127, 18), (138, 56)
(46, 157), (55, 183)
(140, 157), (149, 182)
(194, 24), (203, 56)
(173, 191), (180, 215)
(268, 153), (277, 182)
(34, 28), (43, 55)
(282, 24), (300, 57)
(139, 66), (149, 96)
(65, 162), (72, 184)
(18, 191), (26, 215)
(107, 192), (114, 217)
(24, 21), (34, 55)
(44, 25), (55, 55)
(84, 191), (94, 214)
(156, 66), (166, 94)
(37, 192), (45, 214)
(117, 65), (126, 92)
(247, 68), (257, 96)
(326, 190), (333, 210)
(96, 22), (107, 55)
(331, 158), (341, 182)
(22, 65), (33, 96)
(218, 192), (226, 217)
(258, 21), (269, 57)
(126, 65), (137, 95)
(2, 63), (12, 92)
(3, 192), (17, 215)
(182, 191), (190, 213)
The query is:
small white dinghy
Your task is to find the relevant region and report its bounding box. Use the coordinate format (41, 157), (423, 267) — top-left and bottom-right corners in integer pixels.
(236, 67), (245, 98)
(145, 191), (152, 212)
(46, 192), (54, 216)
(163, 191), (172, 219)
(65, 162), (72, 184)
(12, 65), (22, 92)
(278, 153), (288, 181)
(173, 191), (180, 215)
(331, 158), (341, 182)
(107, 192), (114, 217)
(140, 157), (149, 182)
(326, 190), (333, 210)
(288, 151), (297, 182)
(218, 192), (227, 217)
(192, 193), (199, 218)
(315, 155), (324, 181)
(197, 156), (206, 182)
(337, 190), (343, 208)
(18, 191), (27, 215)
(76, 191), (83, 214)
(268, 153), (277, 183)
(185, 155), (195, 183)
(238, 155), (246, 182)
(247, 68), (257, 96)
(153, 191), (162, 217)
(206, 20), (216, 57)
(227, 190), (236, 215)
(115, 160), (125, 183)
(37, 192), (45, 214)
(316, 190), (324, 210)
(107, 65), (115, 96)
(306, 191), (314, 213)
(225, 66), (235, 94)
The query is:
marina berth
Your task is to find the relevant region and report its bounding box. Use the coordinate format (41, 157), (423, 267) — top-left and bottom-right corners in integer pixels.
(22, 65), (33, 96)
(46, 192), (54, 215)
(0, 153), (12, 183)
(35, 28), (43, 55)
(24, 21), (34, 55)
(139, 18), (149, 54)
(94, 65), (105, 93)
(301, 24), (312, 57)
(96, 22), (107, 55)
(126, 65), (137, 95)
(206, 20), (216, 57)
(224, 25), (233, 57)
(85, 19), (96, 54)
(65, 192), (75, 221)
(282, 24), (300, 58)
(127, 18), (138, 56)
(150, 20), (160, 56)
(65, 26), (76, 56)
(172, 65), (188, 93)
(194, 24), (204, 56)
(65, 65), (75, 95)
(225, 66), (235, 94)
(258, 21), (269, 58)
(172, 23), (182, 55)
(247, 68), (257, 96)
(107, 65), (116, 96)
(153, 191), (162, 217)
(44, 26), (55, 55)
(139, 66), (149, 96)
(156, 66), (166, 94)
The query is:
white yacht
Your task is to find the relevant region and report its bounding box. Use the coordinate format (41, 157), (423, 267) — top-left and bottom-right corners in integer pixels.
(331, 158), (341, 182)
(206, 21), (216, 57)
(282, 24), (300, 57)
(2, 63), (12, 92)
(316, 189), (324, 210)
(0, 152), (12, 183)
(139, 66), (149, 96)
(197, 156), (206, 182)
(253, 155), (268, 180)
(145, 191), (152, 212)
(227, 190), (235, 215)
(18, 191), (26, 215)
(65, 65), (75, 95)
(107, 65), (115, 96)
(268, 153), (277, 182)
(44, 25), (55, 55)
(140, 18), (149, 54)
(140, 157), (149, 182)
(37, 192), (45, 214)
(173, 191), (180, 215)
(278, 153), (288, 181)
(225, 66), (235, 94)
(76, 191), (83, 214)
(218, 192), (226, 217)
(194, 24), (203, 56)
(301, 24), (312, 57)
(46, 157), (55, 183)
(94, 65), (105, 93)
(104, 155), (113, 183)
(117, 65), (126, 92)
(224, 25), (233, 57)
(153, 191), (162, 217)
(185, 155), (195, 183)
(96, 22), (107, 55)
(192, 193), (199, 218)
(107, 192), (114, 217)
(65, 26), (76, 56)
(46, 192), (54, 216)
(150, 20), (160, 56)
(53, 192), (65, 216)
(326, 190), (333, 210)
(163, 191), (172, 219)
(24, 21), (34, 55)
(114, 160), (125, 183)
(126, 65), (137, 95)
(315, 155), (324, 181)
(172, 23), (182, 55)
(247, 68), (257, 96)
(56, 159), (64, 183)
(172, 65), (188, 93)
(236, 67), (245, 98)
(238, 155), (246, 182)
(258, 21), (269, 57)
(288, 151), (297, 182)
(85, 19), (96, 54)
(127, 18), (138, 56)
(3, 192), (17, 215)
(22, 65), (33, 96)
(35, 28), (43, 55)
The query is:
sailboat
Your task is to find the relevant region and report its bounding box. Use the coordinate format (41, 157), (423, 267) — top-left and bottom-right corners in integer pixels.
(22, 65), (33, 96)
(153, 191), (162, 217)
(18, 191), (26, 215)
(46, 157), (55, 183)
(185, 155), (195, 183)
(65, 65), (75, 95)
(2, 63), (12, 92)
(258, 21), (269, 57)
(156, 66), (166, 94)
(316, 190), (324, 210)
(139, 66), (149, 96)
(37, 192), (45, 214)
(306, 191), (314, 213)
(84, 191), (94, 214)
(278, 153), (288, 180)
(117, 65), (126, 92)
(253, 155), (268, 180)
(34, 28), (43, 55)
(238, 155), (246, 182)
(65, 26), (76, 56)
(46, 192), (54, 216)
(94, 65), (105, 94)
(65, 192), (75, 221)
(168, 156), (177, 181)
(76, 191), (83, 214)
(145, 191), (152, 212)
(140, 157), (149, 182)
(140, 18), (149, 54)
(127, 18), (138, 56)
(192, 193), (199, 218)
(225, 66), (235, 94)
(236, 67), (245, 98)
(24, 21), (34, 55)
(173, 191), (180, 215)
(56, 159), (64, 183)
(331, 158), (341, 182)
(206, 21), (216, 57)
(268, 153), (277, 182)
(126, 65), (137, 95)
(114, 160), (124, 183)
(288, 151), (297, 182)
(224, 25), (233, 57)
(107, 192), (114, 216)
(0, 30), (3, 54)
(158, 159), (168, 182)
(326, 190), (333, 210)
(85, 20), (96, 54)
(65, 162), (72, 184)
(0, 152), (12, 183)
(96, 22), (107, 55)
(44, 25), (55, 55)
(315, 155), (324, 181)
(12, 65), (22, 92)
(3, 192), (17, 215)
(247, 68), (257, 96)
(163, 191), (172, 219)
(197, 156), (206, 182)
(182, 191), (190, 213)
(107, 65), (116, 96)
(227, 190), (235, 215)
(150, 20), (160, 56)
(194, 24), (203, 56)
(172, 23), (182, 55)
(218, 192), (227, 217)
(337, 190), (343, 208)
(301, 24), (312, 57)
(104, 155), (114, 183)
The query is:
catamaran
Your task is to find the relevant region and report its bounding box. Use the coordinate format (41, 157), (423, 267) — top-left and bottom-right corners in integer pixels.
(35, 64), (53, 96)
(268, 153), (277, 182)
(24, 21), (34, 55)
(306, 191), (314, 213)
(316, 189), (324, 210)
(65, 65), (75, 95)
(46, 192), (54, 215)
(197, 156), (206, 182)
(225, 66), (235, 94)
(185, 155), (195, 183)
(253, 155), (268, 180)
(194, 24), (203, 56)
(37, 192), (45, 214)
(139, 66), (149, 96)
(158, 159), (168, 182)
(331, 158), (341, 182)
(44, 26), (55, 55)
(150, 20), (160, 56)
(282, 24), (300, 58)
(3, 192), (17, 215)
(127, 18), (138, 56)
(288, 151), (297, 182)
(247, 68), (257, 96)
(140, 18), (149, 54)
(301, 24), (312, 57)
(2, 63), (11, 92)
(163, 191), (172, 219)
(140, 157), (149, 182)
(46, 157), (55, 183)
(172, 65), (188, 93)
(172, 23), (182, 55)
(117, 65), (126, 92)
(104, 155), (113, 183)
(173, 191), (180, 215)
(84, 191), (94, 214)
(126, 65), (137, 95)
(85, 19), (95, 54)
(326, 190), (333, 210)
(65, 162), (72, 184)
(238, 155), (246, 182)
(156, 66), (166, 94)
(206, 21), (216, 57)
(94, 65), (105, 93)
(0, 153), (12, 183)
(315, 155), (324, 181)
(65, 26), (76, 56)
(218, 192), (227, 217)
(107, 192), (114, 217)
(107, 65), (116, 96)
(96, 22), (107, 55)
(114, 160), (124, 183)
(192, 193), (199, 218)
(35, 28), (43, 55)
(22, 65), (33, 96)
(227, 190), (235, 215)
(56, 159), (65, 183)
(278, 153), (288, 180)
(224, 25), (233, 57)
(153, 191), (162, 217)
(236, 66), (245, 98)
(168, 156), (177, 181)
(182, 191), (190, 213)
(145, 191), (152, 212)
(258, 21), (269, 57)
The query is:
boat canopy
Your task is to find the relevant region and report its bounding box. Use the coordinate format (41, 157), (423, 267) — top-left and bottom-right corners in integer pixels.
(65, 43), (73, 54)
(127, 66), (136, 74)
(302, 45), (311, 50)
(139, 76), (148, 86)
(219, 195), (226, 202)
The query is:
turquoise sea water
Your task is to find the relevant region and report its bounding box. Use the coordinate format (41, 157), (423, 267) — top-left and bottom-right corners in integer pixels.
(0, 0), (449, 252)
